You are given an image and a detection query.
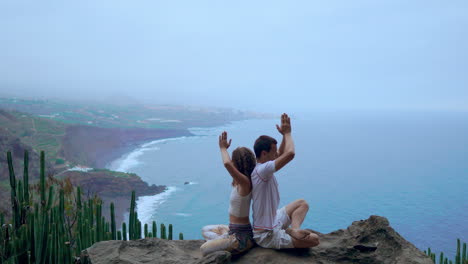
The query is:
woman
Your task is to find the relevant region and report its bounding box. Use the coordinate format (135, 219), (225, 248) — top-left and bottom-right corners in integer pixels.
(200, 131), (256, 256)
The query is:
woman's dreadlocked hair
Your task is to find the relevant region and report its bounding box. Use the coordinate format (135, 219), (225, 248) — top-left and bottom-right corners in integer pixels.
(231, 147), (256, 186)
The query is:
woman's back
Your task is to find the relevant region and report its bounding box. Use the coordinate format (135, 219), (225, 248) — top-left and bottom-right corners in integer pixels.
(229, 185), (251, 224)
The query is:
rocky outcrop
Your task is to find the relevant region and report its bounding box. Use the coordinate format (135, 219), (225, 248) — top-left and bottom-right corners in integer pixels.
(64, 170), (166, 226)
(81, 215), (433, 264)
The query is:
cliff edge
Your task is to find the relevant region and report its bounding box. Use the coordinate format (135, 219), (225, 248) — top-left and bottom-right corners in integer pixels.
(81, 215), (433, 264)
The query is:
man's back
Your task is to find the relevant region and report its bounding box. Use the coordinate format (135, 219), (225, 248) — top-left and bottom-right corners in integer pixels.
(251, 160), (280, 230)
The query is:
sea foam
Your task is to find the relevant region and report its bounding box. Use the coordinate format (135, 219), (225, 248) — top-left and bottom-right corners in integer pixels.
(136, 186), (178, 226)
(111, 136), (189, 173)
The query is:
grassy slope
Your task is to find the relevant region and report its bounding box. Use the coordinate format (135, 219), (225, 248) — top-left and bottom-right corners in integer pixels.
(0, 109), (66, 161)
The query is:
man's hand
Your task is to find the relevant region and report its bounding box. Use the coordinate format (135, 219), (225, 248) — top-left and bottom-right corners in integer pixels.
(276, 113), (292, 135)
(218, 131), (232, 149)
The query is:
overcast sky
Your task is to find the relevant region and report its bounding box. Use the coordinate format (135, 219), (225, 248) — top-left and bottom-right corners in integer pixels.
(0, 0), (467, 112)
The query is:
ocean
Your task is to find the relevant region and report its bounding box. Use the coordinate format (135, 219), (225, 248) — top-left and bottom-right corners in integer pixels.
(108, 111), (468, 258)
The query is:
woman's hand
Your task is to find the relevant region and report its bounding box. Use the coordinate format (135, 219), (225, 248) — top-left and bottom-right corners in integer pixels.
(219, 131), (232, 149)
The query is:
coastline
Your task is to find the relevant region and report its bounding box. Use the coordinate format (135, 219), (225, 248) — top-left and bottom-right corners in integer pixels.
(67, 119), (255, 233)
(99, 123), (232, 229)
(101, 135), (196, 226)
(61, 125), (193, 169)
(59, 126), (195, 227)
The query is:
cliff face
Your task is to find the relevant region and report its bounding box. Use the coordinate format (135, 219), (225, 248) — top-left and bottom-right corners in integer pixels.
(60, 125), (192, 168)
(63, 170), (166, 226)
(82, 215), (433, 264)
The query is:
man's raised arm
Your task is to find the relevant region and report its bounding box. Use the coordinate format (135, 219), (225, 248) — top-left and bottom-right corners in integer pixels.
(275, 113), (295, 171)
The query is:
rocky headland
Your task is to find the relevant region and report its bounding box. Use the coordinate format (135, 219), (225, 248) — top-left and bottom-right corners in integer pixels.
(62, 169), (167, 226)
(81, 215), (433, 264)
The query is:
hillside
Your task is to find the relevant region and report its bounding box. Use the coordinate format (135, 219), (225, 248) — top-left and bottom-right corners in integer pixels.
(0, 97), (270, 129)
(0, 109), (65, 165)
(0, 108), (186, 221)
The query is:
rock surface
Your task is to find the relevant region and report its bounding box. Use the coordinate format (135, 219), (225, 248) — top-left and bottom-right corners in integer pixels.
(81, 215), (433, 264)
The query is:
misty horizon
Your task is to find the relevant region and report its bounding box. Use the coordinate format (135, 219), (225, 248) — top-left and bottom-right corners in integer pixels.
(1, 1), (467, 113)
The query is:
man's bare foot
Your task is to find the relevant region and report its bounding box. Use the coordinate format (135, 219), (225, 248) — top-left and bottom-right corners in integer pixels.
(286, 228), (312, 240)
(304, 228), (323, 236)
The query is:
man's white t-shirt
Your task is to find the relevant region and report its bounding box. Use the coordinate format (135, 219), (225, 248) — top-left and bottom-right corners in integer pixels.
(251, 160), (280, 230)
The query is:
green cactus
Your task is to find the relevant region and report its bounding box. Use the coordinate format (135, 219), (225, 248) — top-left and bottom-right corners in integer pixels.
(129, 191), (136, 240)
(179, 233), (183, 240)
(18, 179), (24, 211)
(110, 203), (116, 240)
(137, 220), (142, 239)
(122, 222), (127, 241)
(40, 151), (46, 209)
(152, 221), (157, 238)
(457, 239), (461, 264)
(462, 242), (467, 264)
(46, 186), (54, 212)
(23, 150), (30, 209)
(168, 224), (173, 240)
(160, 223), (166, 240)
(7, 151), (21, 231)
(2, 151), (185, 264)
(95, 201), (102, 242)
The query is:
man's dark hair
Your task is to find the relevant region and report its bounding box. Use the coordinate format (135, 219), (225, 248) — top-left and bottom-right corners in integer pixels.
(254, 135), (277, 159)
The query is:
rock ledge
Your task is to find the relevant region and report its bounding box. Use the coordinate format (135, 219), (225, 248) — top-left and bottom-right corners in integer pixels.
(82, 215), (433, 264)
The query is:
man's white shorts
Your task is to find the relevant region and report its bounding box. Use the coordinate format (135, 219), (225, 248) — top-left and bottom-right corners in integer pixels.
(253, 207), (294, 249)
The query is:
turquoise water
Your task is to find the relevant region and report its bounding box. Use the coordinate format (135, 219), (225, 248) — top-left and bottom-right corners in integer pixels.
(109, 111), (468, 258)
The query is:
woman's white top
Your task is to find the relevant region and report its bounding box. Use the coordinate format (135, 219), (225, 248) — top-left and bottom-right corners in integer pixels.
(228, 186), (251, 217)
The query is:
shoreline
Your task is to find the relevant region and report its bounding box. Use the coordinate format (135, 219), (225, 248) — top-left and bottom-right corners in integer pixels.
(61, 125), (194, 169)
(102, 135), (198, 226)
(59, 126), (197, 228)
(98, 133), (194, 170)
(104, 135), (191, 172)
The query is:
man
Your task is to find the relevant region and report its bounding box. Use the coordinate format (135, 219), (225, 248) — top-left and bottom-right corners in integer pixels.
(251, 113), (320, 249)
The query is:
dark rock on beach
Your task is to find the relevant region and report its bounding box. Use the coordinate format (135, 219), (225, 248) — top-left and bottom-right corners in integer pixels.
(81, 215), (433, 264)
